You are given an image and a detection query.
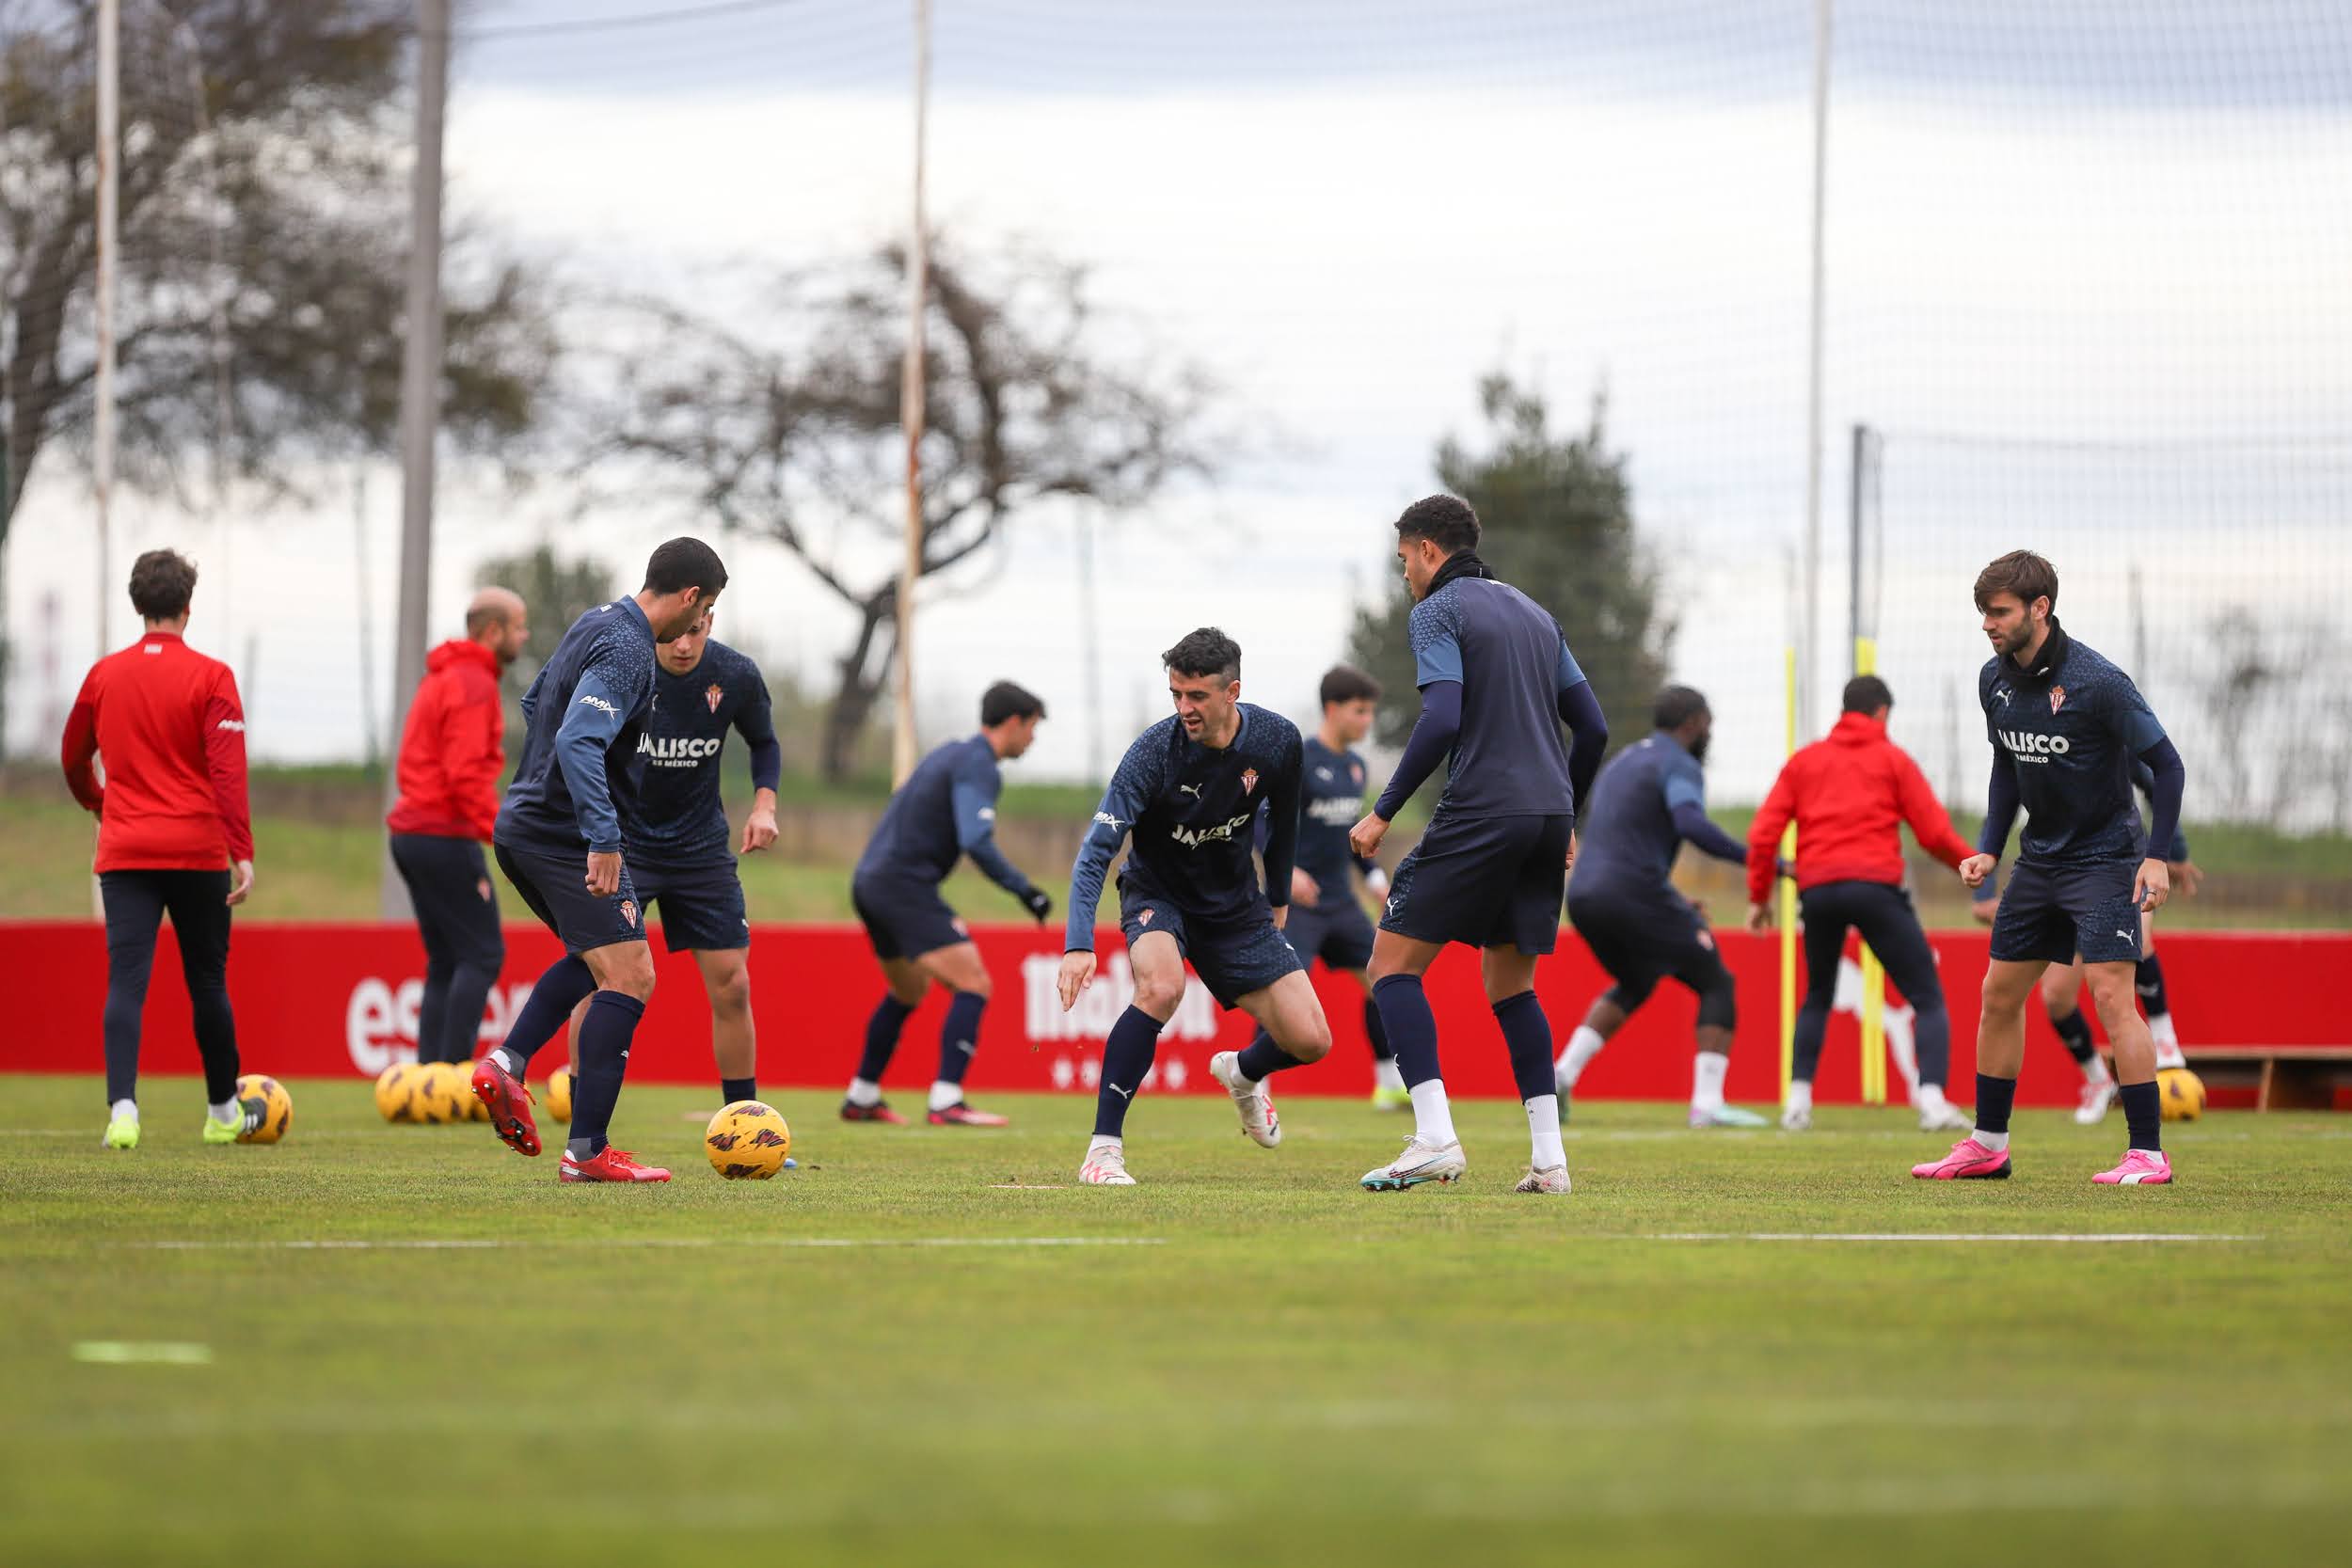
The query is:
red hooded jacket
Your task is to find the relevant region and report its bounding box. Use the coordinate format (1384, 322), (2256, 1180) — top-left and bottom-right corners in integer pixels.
(62, 630), (254, 873)
(1746, 711), (1973, 905)
(387, 639), (506, 842)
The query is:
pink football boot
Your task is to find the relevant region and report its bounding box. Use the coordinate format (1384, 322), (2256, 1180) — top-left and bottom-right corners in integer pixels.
(2091, 1149), (2173, 1186)
(1911, 1137), (2012, 1180)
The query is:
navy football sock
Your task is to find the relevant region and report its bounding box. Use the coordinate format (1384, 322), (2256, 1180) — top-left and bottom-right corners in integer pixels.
(1092, 1006), (1161, 1138)
(857, 995), (916, 1085)
(935, 990), (987, 1088)
(1362, 995), (1393, 1061)
(2136, 954), (2170, 1019)
(2050, 1005), (2097, 1064)
(1491, 990), (1556, 1102)
(2119, 1080), (2163, 1153)
(1235, 1030), (1307, 1082)
(1373, 974), (1441, 1089)
(566, 990), (646, 1160)
(1975, 1073), (2018, 1136)
(497, 955), (596, 1072)
(722, 1077), (756, 1105)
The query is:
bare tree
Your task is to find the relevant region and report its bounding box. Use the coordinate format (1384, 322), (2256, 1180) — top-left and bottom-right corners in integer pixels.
(595, 238), (1220, 780)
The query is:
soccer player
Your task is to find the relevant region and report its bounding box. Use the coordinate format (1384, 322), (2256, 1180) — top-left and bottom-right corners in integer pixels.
(62, 549), (262, 1149)
(1057, 629), (1325, 1185)
(1261, 663), (1405, 1110)
(468, 537), (728, 1183)
(1552, 686), (1765, 1130)
(1972, 762), (2201, 1123)
(1743, 674), (1976, 1133)
(845, 681), (1054, 1126)
(1921, 549), (2186, 1186)
(1348, 497), (1609, 1195)
(386, 587), (528, 1067)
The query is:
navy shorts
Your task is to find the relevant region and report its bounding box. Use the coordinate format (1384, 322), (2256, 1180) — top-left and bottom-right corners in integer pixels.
(1280, 889), (1377, 974)
(630, 856), (750, 954)
(1991, 860), (2145, 967)
(493, 839), (644, 955)
(1566, 881), (1728, 1007)
(851, 872), (968, 961)
(1380, 811), (1572, 954)
(1118, 874), (1303, 1009)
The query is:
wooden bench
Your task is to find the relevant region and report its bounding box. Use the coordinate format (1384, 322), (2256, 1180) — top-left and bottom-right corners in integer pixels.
(2183, 1047), (2352, 1112)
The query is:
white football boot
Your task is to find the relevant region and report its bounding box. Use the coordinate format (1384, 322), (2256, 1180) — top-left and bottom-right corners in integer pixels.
(1359, 1135), (1467, 1191)
(1078, 1141), (1136, 1185)
(1209, 1051), (1282, 1148)
(1514, 1164), (1572, 1195)
(2074, 1079), (2118, 1126)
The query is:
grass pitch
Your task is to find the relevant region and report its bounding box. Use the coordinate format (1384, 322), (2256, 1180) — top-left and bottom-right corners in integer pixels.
(4, 1075), (2347, 1567)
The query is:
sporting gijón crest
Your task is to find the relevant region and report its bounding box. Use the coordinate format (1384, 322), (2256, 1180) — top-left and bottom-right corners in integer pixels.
(705, 682), (723, 714)
(2049, 684), (2066, 714)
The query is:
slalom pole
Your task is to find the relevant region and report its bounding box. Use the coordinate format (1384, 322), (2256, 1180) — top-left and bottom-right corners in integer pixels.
(1779, 647), (1799, 1099)
(1855, 637), (1887, 1103)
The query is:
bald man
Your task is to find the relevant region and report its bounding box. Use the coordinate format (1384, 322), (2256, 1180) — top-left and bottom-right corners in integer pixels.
(387, 588), (530, 1065)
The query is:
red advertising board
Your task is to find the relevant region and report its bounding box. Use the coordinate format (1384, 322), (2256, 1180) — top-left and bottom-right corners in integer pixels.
(7, 921), (2343, 1106)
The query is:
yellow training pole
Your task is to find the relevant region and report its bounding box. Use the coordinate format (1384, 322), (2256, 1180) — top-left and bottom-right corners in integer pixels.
(1779, 647), (1799, 1099)
(1854, 636), (1887, 1103)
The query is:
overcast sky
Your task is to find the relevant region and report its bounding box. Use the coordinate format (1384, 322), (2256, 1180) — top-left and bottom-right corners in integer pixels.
(8, 0), (2349, 810)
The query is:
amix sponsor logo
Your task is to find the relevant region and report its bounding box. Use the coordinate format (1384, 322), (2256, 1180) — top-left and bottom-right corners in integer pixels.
(638, 734), (721, 768)
(1308, 796), (1359, 827)
(1996, 728), (2071, 764)
(1170, 812), (1253, 850)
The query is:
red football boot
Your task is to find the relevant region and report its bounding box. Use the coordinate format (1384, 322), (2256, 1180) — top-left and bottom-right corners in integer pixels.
(559, 1145), (671, 1183)
(928, 1101), (1009, 1127)
(470, 1054), (540, 1158)
(839, 1098), (909, 1125)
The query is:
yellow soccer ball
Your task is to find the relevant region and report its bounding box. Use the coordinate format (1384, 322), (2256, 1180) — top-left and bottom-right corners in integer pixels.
(453, 1059), (490, 1120)
(235, 1073), (293, 1144)
(2157, 1066), (2206, 1122)
(374, 1063), (423, 1123)
(545, 1066), (573, 1124)
(419, 1063), (472, 1125)
(704, 1100), (791, 1180)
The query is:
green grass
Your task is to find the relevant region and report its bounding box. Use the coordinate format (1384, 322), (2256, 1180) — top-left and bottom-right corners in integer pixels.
(5, 1075), (2347, 1567)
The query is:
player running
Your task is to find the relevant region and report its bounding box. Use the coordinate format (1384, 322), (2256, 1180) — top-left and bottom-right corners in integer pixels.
(62, 549), (263, 1149)
(1922, 549), (2186, 1186)
(845, 681), (1053, 1127)
(1745, 674), (1976, 1133)
(1552, 686), (1764, 1130)
(1258, 663), (1406, 1110)
(1057, 629), (1326, 1185)
(468, 538), (728, 1183)
(1971, 761), (2201, 1123)
(1349, 497), (1609, 1195)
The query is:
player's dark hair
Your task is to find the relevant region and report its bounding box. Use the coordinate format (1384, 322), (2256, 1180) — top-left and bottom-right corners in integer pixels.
(980, 680), (1046, 727)
(1652, 685), (1709, 732)
(1843, 674), (1894, 715)
(1319, 664), (1382, 707)
(643, 536), (729, 598)
(1394, 494), (1480, 554)
(1973, 549), (2058, 614)
(1163, 626), (1241, 683)
(128, 548), (199, 621)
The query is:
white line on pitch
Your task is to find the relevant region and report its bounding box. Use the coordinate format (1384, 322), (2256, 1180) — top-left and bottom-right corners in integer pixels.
(1645, 1232), (2264, 1243)
(127, 1235), (1164, 1252)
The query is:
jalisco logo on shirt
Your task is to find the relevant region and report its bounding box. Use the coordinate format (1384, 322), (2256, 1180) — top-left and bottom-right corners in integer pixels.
(637, 734), (721, 767)
(1995, 728), (2071, 763)
(1169, 812), (1254, 849)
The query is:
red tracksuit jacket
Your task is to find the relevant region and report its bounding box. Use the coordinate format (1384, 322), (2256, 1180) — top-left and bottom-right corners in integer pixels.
(61, 630), (254, 873)
(386, 639), (506, 842)
(1745, 711), (1973, 905)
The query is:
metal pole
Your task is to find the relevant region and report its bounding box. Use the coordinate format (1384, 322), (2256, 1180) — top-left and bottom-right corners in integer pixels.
(891, 0), (930, 787)
(95, 0), (119, 662)
(1077, 512), (1104, 784)
(382, 0), (449, 918)
(1847, 423), (1867, 658)
(1800, 0), (1834, 741)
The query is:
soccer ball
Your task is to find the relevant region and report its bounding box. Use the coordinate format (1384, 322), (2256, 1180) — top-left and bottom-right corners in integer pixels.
(704, 1100), (792, 1180)
(235, 1073), (292, 1144)
(373, 1063), (424, 1123)
(454, 1059), (490, 1121)
(2157, 1066), (2206, 1122)
(414, 1063), (469, 1125)
(544, 1066), (573, 1123)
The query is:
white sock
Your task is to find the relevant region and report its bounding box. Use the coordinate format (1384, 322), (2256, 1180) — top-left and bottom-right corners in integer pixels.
(1525, 1096), (1565, 1170)
(1373, 1058), (1405, 1091)
(1087, 1133), (1121, 1158)
(1691, 1051), (1729, 1112)
(491, 1046), (522, 1077)
(2081, 1053), (2111, 1085)
(1785, 1081), (1814, 1116)
(846, 1077), (882, 1107)
(1557, 1025), (1607, 1089)
(207, 1100), (238, 1124)
(1972, 1128), (2011, 1152)
(928, 1080), (962, 1113)
(1408, 1079), (1458, 1148)
(110, 1099), (138, 1124)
